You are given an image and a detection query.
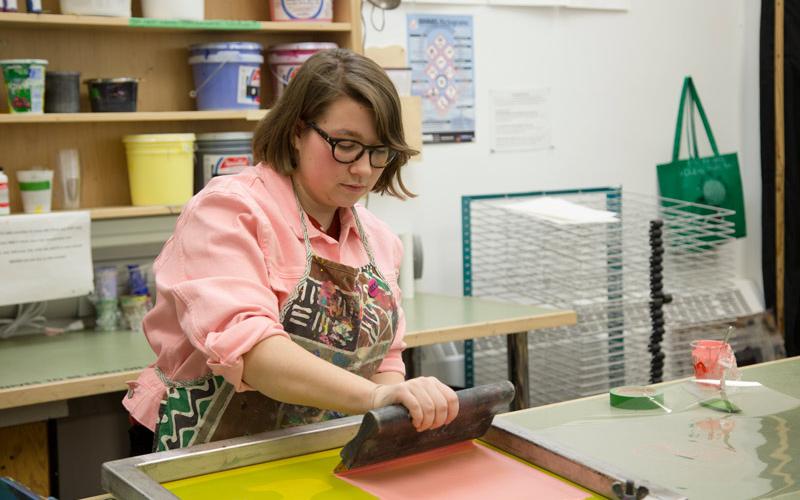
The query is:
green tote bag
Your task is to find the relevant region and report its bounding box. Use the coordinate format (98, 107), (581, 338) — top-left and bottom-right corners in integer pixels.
(656, 76), (746, 239)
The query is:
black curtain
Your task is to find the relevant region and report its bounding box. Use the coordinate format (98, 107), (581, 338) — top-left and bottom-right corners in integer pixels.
(760, 0), (800, 357)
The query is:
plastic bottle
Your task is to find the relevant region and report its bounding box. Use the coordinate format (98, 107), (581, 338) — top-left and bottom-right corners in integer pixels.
(0, 167), (10, 215)
(127, 264), (149, 296)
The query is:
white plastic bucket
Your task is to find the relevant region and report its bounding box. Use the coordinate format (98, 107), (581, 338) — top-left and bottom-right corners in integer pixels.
(17, 169), (54, 214)
(269, 0), (332, 22)
(141, 0), (203, 20)
(267, 42), (337, 99)
(59, 0), (131, 16)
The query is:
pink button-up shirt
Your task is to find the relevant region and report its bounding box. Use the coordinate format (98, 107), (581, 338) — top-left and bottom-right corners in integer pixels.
(123, 163), (407, 431)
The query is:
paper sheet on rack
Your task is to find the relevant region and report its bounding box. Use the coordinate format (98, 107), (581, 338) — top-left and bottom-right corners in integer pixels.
(0, 212), (93, 307)
(503, 197), (619, 225)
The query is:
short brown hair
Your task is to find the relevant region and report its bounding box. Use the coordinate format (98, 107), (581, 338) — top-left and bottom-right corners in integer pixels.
(253, 48), (418, 199)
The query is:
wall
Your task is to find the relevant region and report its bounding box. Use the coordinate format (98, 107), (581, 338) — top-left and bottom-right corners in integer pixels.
(363, 0), (763, 303)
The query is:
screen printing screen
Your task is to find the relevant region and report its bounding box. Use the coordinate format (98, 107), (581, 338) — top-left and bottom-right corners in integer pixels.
(162, 440), (599, 499)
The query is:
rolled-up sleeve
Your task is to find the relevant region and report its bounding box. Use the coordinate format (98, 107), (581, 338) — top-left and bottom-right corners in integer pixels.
(376, 233), (407, 375)
(170, 191), (289, 391)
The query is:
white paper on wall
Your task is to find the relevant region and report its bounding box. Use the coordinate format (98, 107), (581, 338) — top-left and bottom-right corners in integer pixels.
(0, 211), (93, 307)
(490, 88), (553, 153)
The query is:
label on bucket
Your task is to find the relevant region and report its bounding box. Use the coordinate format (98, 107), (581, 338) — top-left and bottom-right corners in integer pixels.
(202, 154), (252, 186)
(273, 64), (301, 98)
(19, 180), (51, 191)
(2, 63), (45, 113)
(273, 0), (332, 21)
(0, 181), (9, 211)
(237, 66), (261, 106)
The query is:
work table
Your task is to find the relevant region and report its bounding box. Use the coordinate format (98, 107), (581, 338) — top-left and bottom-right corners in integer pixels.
(0, 292), (575, 411)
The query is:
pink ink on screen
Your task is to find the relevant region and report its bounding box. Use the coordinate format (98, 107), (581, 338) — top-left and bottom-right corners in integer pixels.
(337, 441), (591, 499)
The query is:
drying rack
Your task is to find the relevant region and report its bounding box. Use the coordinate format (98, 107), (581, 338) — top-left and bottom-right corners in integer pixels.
(460, 187), (758, 406)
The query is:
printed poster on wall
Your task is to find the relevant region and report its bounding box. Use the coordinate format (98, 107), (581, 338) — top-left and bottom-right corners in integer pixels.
(407, 14), (475, 144)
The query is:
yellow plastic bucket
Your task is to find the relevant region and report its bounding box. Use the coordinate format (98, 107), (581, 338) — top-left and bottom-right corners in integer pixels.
(123, 133), (195, 206)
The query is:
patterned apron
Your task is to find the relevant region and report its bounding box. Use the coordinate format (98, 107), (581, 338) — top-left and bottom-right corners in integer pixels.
(153, 200), (399, 451)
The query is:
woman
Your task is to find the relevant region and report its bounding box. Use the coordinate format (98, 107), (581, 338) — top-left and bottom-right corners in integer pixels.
(125, 48), (459, 454)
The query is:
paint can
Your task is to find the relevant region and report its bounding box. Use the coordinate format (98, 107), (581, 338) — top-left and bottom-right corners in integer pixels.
(122, 133), (195, 206)
(85, 78), (138, 112)
(188, 42), (263, 111)
(267, 42), (337, 99)
(0, 59), (47, 113)
(269, 0), (332, 22)
(194, 132), (253, 193)
(45, 71), (80, 113)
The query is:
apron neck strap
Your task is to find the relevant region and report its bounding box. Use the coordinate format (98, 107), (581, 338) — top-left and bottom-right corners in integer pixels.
(291, 184), (314, 262)
(350, 205), (378, 267)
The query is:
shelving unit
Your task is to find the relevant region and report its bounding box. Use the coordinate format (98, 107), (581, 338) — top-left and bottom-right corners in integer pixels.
(0, 11), (353, 32)
(0, 109), (268, 123)
(89, 205), (182, 219)
(0, 0), (365, 216)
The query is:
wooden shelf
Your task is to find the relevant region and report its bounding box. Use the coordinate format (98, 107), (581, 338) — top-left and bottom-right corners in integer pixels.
(90, 205), (183, 220)
(255, 21), (351, 32)
(0, 11), (128, 28)
(0, 110), (268, 124)
(0, 12), (351, 32)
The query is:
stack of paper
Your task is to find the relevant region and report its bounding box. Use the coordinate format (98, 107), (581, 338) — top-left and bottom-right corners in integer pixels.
(503, 197), (619, 225)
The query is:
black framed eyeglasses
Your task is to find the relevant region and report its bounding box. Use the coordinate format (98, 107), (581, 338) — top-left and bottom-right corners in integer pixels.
(307, 121), (397, 169)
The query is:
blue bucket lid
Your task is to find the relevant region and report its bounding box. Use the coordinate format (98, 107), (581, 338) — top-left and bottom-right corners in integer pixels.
(190, 42), (263, 53)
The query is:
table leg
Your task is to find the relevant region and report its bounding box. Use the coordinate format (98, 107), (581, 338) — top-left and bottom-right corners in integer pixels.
(507, 331), (530, 410)
(402, 348), (417, 379)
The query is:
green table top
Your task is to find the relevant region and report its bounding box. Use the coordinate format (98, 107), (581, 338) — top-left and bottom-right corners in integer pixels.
(499, 357), (800, 499)
(0, 293), (573, 409)
(402, 293), (574, 347)
(0, 329), (154, 391)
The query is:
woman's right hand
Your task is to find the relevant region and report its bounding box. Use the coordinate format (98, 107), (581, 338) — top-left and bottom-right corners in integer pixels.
(371, 377), (459, 432)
